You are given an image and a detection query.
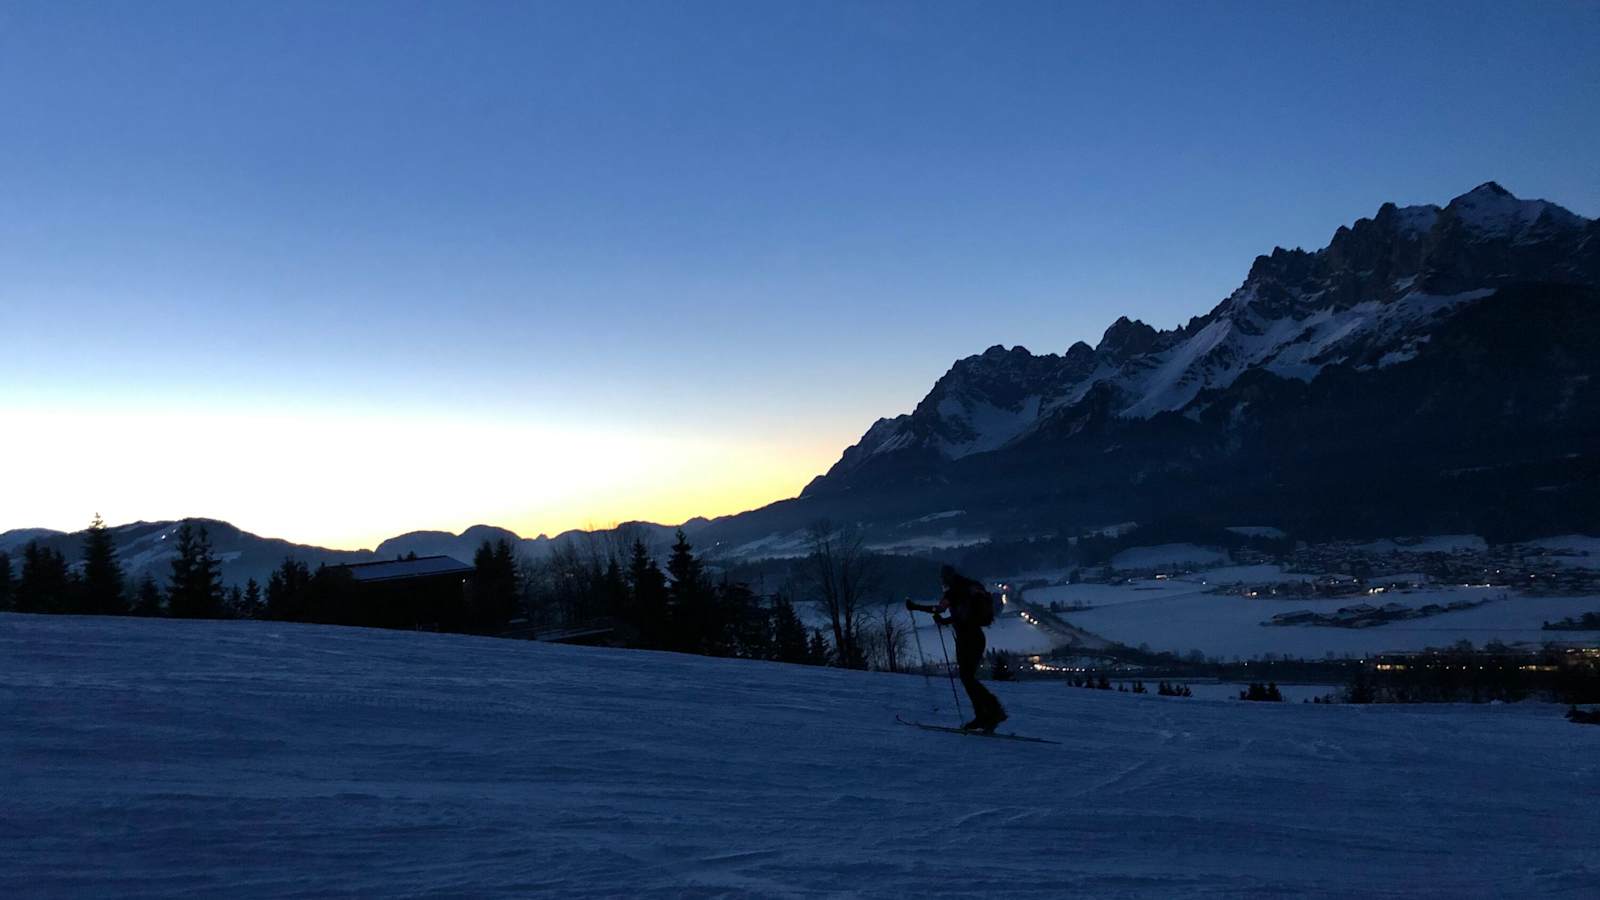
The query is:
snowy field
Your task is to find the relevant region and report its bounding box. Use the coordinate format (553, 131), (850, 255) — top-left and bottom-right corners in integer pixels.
(4, 613), (1598, 898)
(800, 604), (1059, 658)
(905, 607), (1058, 656)
(1063, 587), (1600, 659)
(1356, 534), (1488, 554)
(1526, 534), (1600, 569)
(1025, 566), (1305, 613)
(1108, 543), (1228, 570)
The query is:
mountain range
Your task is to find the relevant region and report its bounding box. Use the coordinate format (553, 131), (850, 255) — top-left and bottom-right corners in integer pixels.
(705, 182), (1600, 551)
(6, 182), (1597, 580)
(0, 519), (706, 590)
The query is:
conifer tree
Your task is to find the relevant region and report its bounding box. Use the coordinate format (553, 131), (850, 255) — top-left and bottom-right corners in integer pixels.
(770, 595), (809, 664)
(266, 558), (313, 620)
(0, 551), (12, 611)
(991, 650), (1016, 681)
(80, 513), (127, 615)
(599, 558), (628, 620)
(807, 628), (832, 666)
(242, 578), (263, 618)
(17, 541), (72, 613)
(168, 523), (222, 618)
(469, 539), (519, 631)
(626, 539), (669, 647)
(225, 585), (244, 618)
(132, 575), (165, 617)
(719, 578), (766, 659)
(665, 530), (710, 652)
(167, 525), (194, 612)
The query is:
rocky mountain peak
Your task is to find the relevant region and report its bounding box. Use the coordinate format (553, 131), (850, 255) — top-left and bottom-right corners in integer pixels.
(808, 182), (1598, 498)
(1440, 182), (1584, 238)
(1064, 340), (1095, 364)
(1466, 180), (1511, 198)
(1097, 316), (1160, 359)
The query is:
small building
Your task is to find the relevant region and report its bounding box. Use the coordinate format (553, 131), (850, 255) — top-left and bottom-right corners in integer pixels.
(332, 555), (474, 630)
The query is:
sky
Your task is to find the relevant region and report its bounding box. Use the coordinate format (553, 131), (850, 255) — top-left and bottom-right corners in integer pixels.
(2, 1), (1598, 549)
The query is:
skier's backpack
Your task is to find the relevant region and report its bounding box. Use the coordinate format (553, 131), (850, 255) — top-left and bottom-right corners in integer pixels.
(966, 582), (995, 628)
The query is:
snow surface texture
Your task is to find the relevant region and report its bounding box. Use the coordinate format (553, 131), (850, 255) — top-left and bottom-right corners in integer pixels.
(4, 613), (1597, 898)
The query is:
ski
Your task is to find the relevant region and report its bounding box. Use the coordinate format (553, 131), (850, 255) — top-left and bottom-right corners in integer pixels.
(895, 714), (1059, 744)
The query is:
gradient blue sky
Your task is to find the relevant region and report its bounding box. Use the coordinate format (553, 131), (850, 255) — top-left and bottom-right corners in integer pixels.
(4, 1), (1598, 548)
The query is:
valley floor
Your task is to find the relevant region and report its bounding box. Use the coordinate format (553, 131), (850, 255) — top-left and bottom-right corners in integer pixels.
(3, 613), (1596, 898)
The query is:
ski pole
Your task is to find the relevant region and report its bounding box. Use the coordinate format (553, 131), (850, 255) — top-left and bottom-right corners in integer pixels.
(908, 603), (931, 682)
(934, 616), (966, 723)
(907, 600), (936, 712)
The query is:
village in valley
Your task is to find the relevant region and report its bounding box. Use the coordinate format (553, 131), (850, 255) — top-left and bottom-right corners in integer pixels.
(970, 532), (1600, 704)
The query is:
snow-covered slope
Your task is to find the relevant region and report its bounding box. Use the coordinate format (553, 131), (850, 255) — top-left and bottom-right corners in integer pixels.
(814, 183), (1597, 485)
(4, 613), (1595, 897)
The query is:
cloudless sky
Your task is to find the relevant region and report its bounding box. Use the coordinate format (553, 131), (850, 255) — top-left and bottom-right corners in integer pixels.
(3, 1), (1598, 548)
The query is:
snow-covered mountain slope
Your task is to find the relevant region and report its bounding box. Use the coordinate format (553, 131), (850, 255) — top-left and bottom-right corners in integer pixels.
(0, 519), (377, 588)
(0, 527), (66, 551)
(4, 613), (1595, 897)
(814, 183), (1597, 484)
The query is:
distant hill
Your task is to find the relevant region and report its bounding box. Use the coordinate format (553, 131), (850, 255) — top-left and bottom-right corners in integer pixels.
(0, 518), (708, 589)
(0, 520), (374, 590)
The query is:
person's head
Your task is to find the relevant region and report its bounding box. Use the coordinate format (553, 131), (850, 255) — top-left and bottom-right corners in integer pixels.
(940, 564), (958, 587)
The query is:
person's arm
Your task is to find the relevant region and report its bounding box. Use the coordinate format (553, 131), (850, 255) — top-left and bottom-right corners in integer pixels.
(906, 597), (952, 626)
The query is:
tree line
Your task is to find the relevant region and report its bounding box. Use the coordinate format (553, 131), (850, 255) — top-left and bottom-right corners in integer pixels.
(1, 517), (939, 674)
(0, 517), (251, 619)
(513, 527), (839, 665)
(523, 521), (936, 672)
(0, 517), (842, 668)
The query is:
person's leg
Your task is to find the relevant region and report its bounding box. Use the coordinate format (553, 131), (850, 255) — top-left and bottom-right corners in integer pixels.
(954, 631), (983, 727)
(959, 631), (1005, 728)
(956, 630), (1000, 726)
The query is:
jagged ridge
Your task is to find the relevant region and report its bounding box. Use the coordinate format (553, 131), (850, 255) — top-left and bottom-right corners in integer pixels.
(809, 183), (1598, 493)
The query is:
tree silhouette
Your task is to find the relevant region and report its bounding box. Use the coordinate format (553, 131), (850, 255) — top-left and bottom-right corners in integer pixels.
(168, 523), (222, 618)
(80, 513), (127, 615)
(17, 541), (72, 614)
(0, 551), (12, 611)
(771, 595), (809, 664)
(990, 650), (1016, 681)
(242, 578), (263, 618)
(132, 575), (165, 617)
(470, 539), (519, 631)
(626, 538), (669, 648)
(807, 628), (832, 666)
(665, 530), (715, 653)
(266, 558), (312, 620)
(804, 520), (875, 668)
(719, 578), (766, 659)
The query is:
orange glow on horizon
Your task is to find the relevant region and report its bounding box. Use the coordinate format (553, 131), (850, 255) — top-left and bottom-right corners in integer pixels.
(0, 403), (846, 551)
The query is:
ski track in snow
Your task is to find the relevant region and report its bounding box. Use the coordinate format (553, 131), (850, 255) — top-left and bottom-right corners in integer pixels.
(3, 613), (1597, 898)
